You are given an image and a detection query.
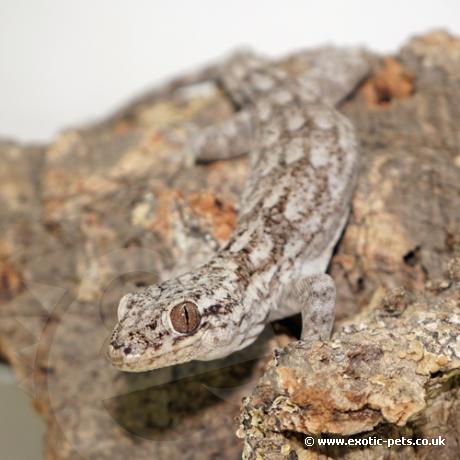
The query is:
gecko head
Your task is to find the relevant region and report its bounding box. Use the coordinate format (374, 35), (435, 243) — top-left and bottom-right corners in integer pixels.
(108, 267), (244, 372)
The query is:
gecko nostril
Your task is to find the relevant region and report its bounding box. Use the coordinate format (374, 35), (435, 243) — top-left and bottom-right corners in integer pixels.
(123, 346), (132, 355)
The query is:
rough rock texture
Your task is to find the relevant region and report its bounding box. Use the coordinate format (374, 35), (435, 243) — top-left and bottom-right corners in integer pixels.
(239, 271), (460, 459)
(0, 30), (459, 460)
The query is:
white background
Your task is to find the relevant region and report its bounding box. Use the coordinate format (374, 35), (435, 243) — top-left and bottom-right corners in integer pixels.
(1, 0), (460, 143)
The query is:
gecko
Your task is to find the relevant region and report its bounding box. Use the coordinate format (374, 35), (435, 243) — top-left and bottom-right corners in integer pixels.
(108, 48), (369, 372)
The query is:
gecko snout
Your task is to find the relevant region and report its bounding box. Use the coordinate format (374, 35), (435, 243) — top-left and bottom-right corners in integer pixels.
(107, 332), (148, 372)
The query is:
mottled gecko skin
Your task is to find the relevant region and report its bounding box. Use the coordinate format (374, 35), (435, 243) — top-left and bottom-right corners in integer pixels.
(109, 50), (368, 372)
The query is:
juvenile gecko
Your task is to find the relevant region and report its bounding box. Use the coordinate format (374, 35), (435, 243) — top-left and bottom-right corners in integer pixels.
(109, 49), (368, 372)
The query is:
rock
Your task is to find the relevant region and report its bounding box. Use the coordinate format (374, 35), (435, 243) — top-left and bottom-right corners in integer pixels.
(239, 268), (460, 459)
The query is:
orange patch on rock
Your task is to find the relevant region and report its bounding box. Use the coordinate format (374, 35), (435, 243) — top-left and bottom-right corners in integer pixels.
(149, 189), (182, 240)
(278, 367), (335, 410)
(188, 192), (237, 242)
(361, 58), (414, 107)
(113, 120), (132, 135)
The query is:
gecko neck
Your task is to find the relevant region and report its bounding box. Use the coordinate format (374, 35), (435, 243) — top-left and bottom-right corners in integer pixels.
(207, 248), (273, 354)
(214, 238), (279, 313)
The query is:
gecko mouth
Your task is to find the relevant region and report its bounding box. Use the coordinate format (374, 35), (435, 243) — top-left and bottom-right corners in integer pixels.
(107, 332), (200, 372)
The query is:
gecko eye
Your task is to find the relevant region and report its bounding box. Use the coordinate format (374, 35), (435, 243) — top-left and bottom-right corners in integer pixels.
(170, 302), (201, 334)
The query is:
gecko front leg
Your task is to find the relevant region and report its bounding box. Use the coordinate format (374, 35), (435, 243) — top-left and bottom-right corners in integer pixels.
(284, 274), (336, 342)
(190, 109), (255, 162)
